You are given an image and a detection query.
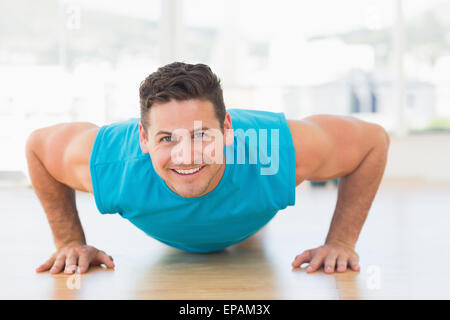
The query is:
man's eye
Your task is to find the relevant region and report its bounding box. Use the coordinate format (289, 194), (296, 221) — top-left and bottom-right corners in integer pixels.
(161, 136), (172, 142)
(194, 132), (206, 139)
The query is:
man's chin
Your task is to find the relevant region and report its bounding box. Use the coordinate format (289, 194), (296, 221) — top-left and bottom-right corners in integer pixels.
(170, 183), (208, 198)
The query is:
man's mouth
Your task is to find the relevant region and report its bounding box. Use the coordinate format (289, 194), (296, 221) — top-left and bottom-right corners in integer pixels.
(170, 165), (206, 176)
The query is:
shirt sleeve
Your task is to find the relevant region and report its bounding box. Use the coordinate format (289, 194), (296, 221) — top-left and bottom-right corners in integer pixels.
(89, 125), (122, 214)
(277, 111), (296, 208)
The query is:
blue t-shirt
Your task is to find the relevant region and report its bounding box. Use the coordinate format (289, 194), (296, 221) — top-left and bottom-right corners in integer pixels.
(89, 108), (296, 253)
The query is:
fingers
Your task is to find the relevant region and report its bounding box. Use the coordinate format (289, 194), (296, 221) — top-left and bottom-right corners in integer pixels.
(293, 246), (360, 274)
(323, 252), (338, 274)
(336, 255), (348, 273)
(306, 250), (327, 273)
(77, 249), (92, 274)
(349, 255), (360, 271)
(64, 252), (78, 274)
(37, 247), (115, 275)
(50, 254), (66, 274)
(97, 251), (115, 269)
(79, 250), (115, 273)
(291, 250), (312, 268)
(36, 255), (56, 273)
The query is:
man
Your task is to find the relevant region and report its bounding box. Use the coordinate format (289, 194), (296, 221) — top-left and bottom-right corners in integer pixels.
(25, 62), (390, 275)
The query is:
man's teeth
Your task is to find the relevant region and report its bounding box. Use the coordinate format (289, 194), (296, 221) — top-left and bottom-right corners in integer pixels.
(174, 166), (203, 174)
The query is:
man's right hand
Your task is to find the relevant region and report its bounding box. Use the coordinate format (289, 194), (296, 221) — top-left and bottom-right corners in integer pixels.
(36, 243), (115, 274)
(26, 124), (107, 275)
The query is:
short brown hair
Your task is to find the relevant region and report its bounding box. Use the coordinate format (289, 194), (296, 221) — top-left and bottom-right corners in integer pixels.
(139, 62), (226, 133)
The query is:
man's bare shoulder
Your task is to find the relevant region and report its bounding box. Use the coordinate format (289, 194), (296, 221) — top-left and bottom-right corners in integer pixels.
(286, 115), (388, 185)
(286, 118), (330, 185)
(62, 123), (99, 193)
(30, 122), (100, 193)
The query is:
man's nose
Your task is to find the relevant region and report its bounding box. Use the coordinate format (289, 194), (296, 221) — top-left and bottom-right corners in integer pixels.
(171, 138), (203, 165)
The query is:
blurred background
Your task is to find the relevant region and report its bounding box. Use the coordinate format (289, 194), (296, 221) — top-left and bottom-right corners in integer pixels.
(1, 0), (449, 185)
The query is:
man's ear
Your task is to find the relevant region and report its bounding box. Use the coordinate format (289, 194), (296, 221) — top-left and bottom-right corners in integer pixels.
(138, 121), (150, 153)
(223, 112), (234, 146)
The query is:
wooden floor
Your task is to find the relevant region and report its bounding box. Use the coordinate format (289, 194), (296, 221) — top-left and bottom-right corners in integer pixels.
(1, 178), (450, 299)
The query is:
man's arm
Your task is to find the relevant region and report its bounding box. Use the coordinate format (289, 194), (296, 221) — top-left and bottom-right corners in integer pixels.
(25, 122), (114, 274)
(287, 115), (390, 273)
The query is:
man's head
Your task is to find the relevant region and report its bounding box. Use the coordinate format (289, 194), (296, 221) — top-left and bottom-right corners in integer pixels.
(139, 62), (227, 133)
(138, 62), (233, 198)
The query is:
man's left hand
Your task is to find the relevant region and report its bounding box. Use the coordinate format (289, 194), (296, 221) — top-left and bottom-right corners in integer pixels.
(291, 241), (360, 273)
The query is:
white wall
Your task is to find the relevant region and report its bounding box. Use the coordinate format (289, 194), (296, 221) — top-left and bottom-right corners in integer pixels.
(385, 132), (450, 181)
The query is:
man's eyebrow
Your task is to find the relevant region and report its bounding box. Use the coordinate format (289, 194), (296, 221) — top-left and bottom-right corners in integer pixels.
(155, 127), (210, 137)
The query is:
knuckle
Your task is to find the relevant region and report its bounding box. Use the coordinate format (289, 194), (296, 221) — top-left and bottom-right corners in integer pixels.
(327, 249), (337, 256)
(315, 250), (323, 257)
(351, 253), (359, 261)
(78, 247), (89, 255)
(311, 259), (322, 267)
(339, 253), (349, 260)
(319, 250), (329, 258)
(345, 248), (354, 255)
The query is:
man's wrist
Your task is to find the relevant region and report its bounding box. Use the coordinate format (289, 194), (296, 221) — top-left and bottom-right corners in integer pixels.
(56, 237), (86, 250)
(325, 237), (356, 250)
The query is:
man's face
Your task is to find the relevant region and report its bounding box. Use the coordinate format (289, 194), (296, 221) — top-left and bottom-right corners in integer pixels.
(139, 99), (233, 198)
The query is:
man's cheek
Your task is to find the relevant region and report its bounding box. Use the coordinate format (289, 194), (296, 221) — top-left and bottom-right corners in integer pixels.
(151, 152), (171, 171)
(203, 142), (223, 164)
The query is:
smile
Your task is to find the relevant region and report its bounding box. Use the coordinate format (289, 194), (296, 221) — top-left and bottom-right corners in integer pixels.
(171, 165), (206, 176)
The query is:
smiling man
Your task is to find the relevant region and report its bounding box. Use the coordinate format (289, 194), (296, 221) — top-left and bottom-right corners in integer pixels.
(25, 62), (390, 275)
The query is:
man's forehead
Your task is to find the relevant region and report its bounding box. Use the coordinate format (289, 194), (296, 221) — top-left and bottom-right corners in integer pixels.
(155, 125), (212, 137)
(148, 100), (220, 135)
